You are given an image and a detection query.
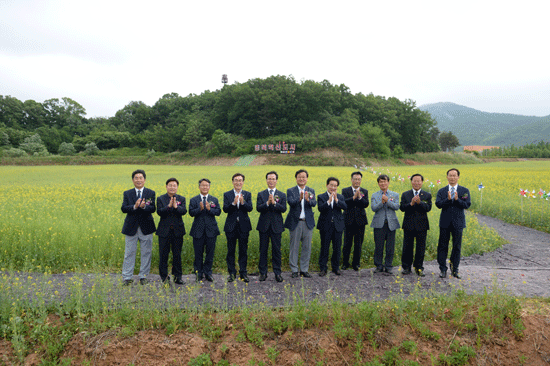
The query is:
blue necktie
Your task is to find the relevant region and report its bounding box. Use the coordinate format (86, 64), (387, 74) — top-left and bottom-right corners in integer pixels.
(137, 190), (141, 199)
(450, 187), (455, 198)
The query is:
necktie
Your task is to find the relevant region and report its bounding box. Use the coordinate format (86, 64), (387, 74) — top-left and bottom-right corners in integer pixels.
(202, 196), (206, 206)
(269, 189), (273, 196)
(236, 193), (240, 208)
(137, 190), (141, 199)
(450, 187), (455, 198)
(414, 191), (418, 196)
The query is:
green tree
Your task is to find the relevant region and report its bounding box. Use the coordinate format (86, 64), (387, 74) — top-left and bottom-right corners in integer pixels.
(1, 131), (10, 146)
(21, 100), (47, 129)
(0, 95), (25, 128)
(58, 142), (76, 156)
(35, 126), (72, 153)
(439, 131), (460, 151)
(207, 129), (239, 156)
(84, 142), (99, 155)
(3, 147), (26, 157)
(145, 123), (187, 152)
(43, 97), (86, 130)
(112, 101), (152, 134)
(19, 133), (49, 155)
(360, 123), (391, 157)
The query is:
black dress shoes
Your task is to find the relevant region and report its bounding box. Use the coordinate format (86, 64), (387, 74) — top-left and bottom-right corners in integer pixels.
(196, 273), (203, 282)
(300, 272), (312, 278)
(451, 272), (461, 279)
(291, 272), (299, 278)
(319, 270), (327, 277)
(341, 264), (349, 270)
(275, 274), (283, 282)
(352, 266), (360, 272)
(123, 279), (133, 286)
(384, 268), (394, 275)
(415, 269), (425, 277)
(332, 270), (341, 276)
(227, 274), (236, 282)
(174, 277), (184, 285)
(374, 267), (384, 273)
(259, 273), (267, 281)
(205, 274), (214, 282)
(240, 274), (250, 283)
(439, 271), (447, 278)
(139, 278), (149, 285)
(402, 268), (412, 275)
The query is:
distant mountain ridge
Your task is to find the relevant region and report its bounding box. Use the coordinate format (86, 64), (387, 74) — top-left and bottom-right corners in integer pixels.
(418, 102), (550, 147)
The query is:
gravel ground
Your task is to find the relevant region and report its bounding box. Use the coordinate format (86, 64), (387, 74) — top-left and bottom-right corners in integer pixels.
(4, 214), (550, 309)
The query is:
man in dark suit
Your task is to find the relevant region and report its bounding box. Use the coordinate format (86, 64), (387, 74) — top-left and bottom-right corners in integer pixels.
(436, 168), (471, 279)
(341, 171), (369, 271)
(284, 169), (316, 278)
(399, 173), (432, 277)
(256, 171), (287, 283)
(317, 177), (347, 276)
(156, 177), (187, 285)
(223, 173), (253, 283)
(189, 178), (221, 282)
(121, 169), (156, 286)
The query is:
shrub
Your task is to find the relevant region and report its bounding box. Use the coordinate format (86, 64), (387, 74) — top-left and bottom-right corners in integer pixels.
(83, 142), (99, 156)
(3, 147), (27, 157)
(19, 134), (49, 155)
(58, 142), (76, 156)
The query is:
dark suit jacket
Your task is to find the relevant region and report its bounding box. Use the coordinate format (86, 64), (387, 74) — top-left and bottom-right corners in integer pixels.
(156, 193), (187, 237)
(435, 185), (471, 229)
(189, 194), (221, 238)
(399, 189), (432, 232)
(121, 187), (156, 236)
(284, 186), (316, 230)
(316, 192), (347, 233)
(223, 190), (253, 233)
(256, 189), (287, 233)
(342, 186), (369, 226)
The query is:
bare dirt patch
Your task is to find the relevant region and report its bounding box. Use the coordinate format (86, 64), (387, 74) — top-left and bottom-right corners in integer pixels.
(6, 311), (545, 365)
(187, 157), (241, 166)
(303, 148), (346, 158)
(249, 155), (269, 166)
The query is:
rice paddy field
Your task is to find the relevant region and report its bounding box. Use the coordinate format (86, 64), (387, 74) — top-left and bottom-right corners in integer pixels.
(1, 161), (548, 275)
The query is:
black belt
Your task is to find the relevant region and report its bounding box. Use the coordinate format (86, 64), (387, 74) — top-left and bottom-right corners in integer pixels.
(299, 218), (306, 221)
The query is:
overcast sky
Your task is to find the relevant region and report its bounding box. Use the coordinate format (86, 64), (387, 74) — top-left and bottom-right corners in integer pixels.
(1, 0), (549, 118)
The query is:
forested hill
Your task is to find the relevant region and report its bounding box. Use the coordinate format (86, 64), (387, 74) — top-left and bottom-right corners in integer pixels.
(419, 102), (550, 146)
(1, 75), (441, 157)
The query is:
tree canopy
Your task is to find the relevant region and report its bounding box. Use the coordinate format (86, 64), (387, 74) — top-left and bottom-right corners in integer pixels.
(1, 75), (442, 156)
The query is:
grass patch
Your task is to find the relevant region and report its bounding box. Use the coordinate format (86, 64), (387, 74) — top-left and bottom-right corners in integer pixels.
(0, 275), (537, 365)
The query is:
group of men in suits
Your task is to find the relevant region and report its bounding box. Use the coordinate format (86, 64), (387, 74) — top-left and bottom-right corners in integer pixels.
(369, 169), (471, 278)
(120, 168), (470, 285)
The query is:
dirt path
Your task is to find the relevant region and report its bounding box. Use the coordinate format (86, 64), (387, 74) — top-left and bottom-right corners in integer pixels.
(6, 214), (549, 309)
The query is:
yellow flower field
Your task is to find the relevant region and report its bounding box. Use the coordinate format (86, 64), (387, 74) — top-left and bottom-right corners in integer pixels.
(1, 162), (548, 274)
